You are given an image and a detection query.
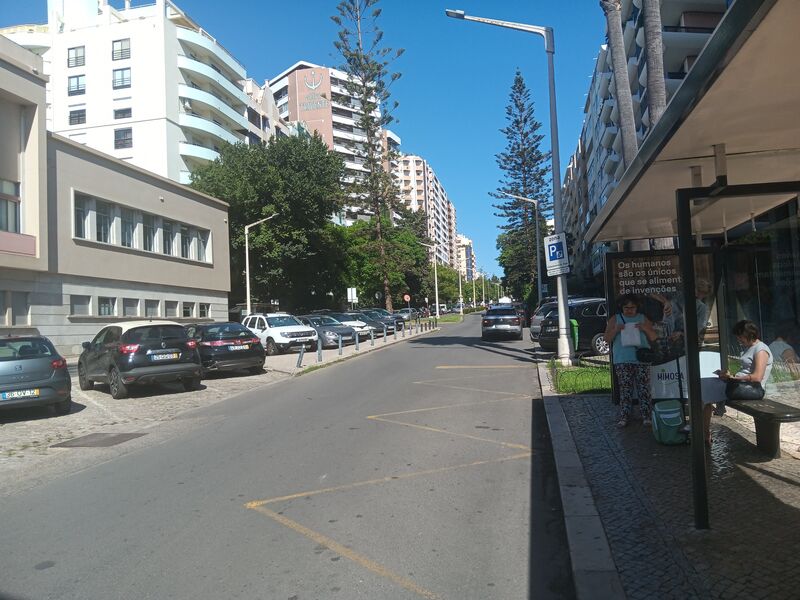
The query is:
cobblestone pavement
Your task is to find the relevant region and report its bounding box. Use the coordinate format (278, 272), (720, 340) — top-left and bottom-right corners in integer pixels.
(561, 394), (800, 600)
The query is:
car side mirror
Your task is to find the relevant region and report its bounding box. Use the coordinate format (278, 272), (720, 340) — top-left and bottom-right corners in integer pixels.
(82, 341), (91, 350)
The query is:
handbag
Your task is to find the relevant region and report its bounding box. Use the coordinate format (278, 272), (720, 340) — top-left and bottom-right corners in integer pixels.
(724, 380), (765, 401)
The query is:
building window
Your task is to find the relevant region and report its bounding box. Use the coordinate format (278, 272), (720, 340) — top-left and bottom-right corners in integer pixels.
(112, 38), (131, 61)
(165, 300), (178, 318)
(112, 68), (131, 89)
(197, 231), (208, 262)
(122, 298), (138, 317)
(74, 195), (87, 238)
(98, 296), (116, 316)
(121, 208), (135, 248)
(68, 75), (86, 96)
(182, 302), (194, 318)
(114, 127), (132, 149)
(144, 299), (159, 317)
(95, 200), (112, 243)
(69, 109), (86, 125)
(114, 108), (132, 119)
(70, 295), (91, 316)
(162, 220), (174, 256)
(199, 303), (210, 318)
(180, 225), (191, 258)
(0, 179), (20, 234)
(67, 46), (85, 68)
(11, 292), (29, 326)
(142, 214), (155, 252)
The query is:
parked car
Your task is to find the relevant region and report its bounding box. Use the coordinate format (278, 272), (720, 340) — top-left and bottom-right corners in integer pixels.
(537, 298), (609, 355)
(344, 311), (391, 334)
(395, 307), (420, 321)
(367, 307), (405, 329)
(242, 313), (318, 355)
(323, 312), (373, 339)
(530, 302), (557, 340)
(78, 321), (202, 399)
(185, 322), (265, 375)
(297, 314), (357, 348)
(359, 309), (398, 332)
(481, 307), (523, 340)
(0, 335), (72, 415)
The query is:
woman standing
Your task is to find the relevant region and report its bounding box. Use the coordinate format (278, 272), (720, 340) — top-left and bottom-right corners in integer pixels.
(604, 295), (658, 428)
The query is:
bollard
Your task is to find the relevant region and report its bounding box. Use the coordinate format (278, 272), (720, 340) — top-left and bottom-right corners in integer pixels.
(393, 326), (397, 341)
(355, 332), (360, 351)
(401, 322), (405, 337)
(296, 345), (305, 368)
(415, 319), (419, 334)
(370, 329), (375, 346)
(383, 325), (387, 343)
(338, 333), (343, 356)
(317, 338), (322, 362)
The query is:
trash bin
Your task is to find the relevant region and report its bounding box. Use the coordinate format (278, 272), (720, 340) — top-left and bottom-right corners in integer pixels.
(569, 318), (579, 350)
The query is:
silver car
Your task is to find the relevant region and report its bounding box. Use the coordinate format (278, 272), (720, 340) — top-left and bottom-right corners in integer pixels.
(481, 307), (523, 340)
(530, 302), (557, 341)
(0, 335), (72, 415)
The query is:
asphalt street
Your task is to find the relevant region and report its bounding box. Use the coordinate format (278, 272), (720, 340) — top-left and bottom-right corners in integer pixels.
(1, 315), (574, 600)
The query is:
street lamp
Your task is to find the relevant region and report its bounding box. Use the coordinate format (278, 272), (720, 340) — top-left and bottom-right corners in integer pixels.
(458, 273), (464, 316)
(245, 213), (278, 317)
(502, 193), (543, 304)
(418, 241), (440, 319)
(446, 8), (573, 363)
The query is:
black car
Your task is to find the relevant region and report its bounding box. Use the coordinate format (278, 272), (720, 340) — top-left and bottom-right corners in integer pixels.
(185, 322), (265, 375)
(360, 309), (399, 332)
(348, 311), (394, 333)
(297, 315), (357, 348)
(78, 321), (202, 399)
(366, 307), (405, 330)
(537, 298), (609, 355)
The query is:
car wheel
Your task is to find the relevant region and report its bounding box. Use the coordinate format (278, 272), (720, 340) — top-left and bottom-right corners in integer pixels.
(183, 376), (202, 391)
(109, 367), (129, 399)
(53, 396), (72, 416)
(77, 362), (94, 391)
(516, 331), (523, 341)
(265, 338), (278, 356)
(248, 365), (264, 375)
(592, 333), (610, 356)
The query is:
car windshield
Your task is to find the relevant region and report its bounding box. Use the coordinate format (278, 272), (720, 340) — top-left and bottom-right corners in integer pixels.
(362, 311), (382, 319)
(123, 325), (187, 343)
(315, 316), (340, 325)
(328, 313), (351, 322)
(201, 323), (252, 340)
(486, 308), (517, 316)
(266, 316), (302, 327)
(0, 338), (56, 362)
(535, 304), (556, 317)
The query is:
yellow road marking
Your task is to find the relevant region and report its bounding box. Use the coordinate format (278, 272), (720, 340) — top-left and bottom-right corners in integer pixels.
(412, 380), (531, 397)
(249, 504), (441, 600)
(368, 396), (527, 419)
(246, 453), (530, 508)
(368, 416), (531, 451)
(435, 365), (531, 369)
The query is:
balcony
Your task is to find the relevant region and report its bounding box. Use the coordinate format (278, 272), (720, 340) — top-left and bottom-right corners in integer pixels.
(178, 83), (248, 131)
(177, 55), (247, 107)
(600, 124), (618, 148)
(178, 141), (220, 163)
(0, 230), (36, 257)
(178, 113), (241, 145)
(176, 26), (246, 80)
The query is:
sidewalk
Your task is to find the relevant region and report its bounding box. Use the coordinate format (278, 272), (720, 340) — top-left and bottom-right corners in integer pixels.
(538, 362), (800, 600)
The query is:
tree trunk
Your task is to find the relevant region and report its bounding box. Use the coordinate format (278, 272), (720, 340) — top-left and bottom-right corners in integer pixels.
(643, 0), (667, 128)
(373, 202), (393, 311)
(600, 0), (638, 168)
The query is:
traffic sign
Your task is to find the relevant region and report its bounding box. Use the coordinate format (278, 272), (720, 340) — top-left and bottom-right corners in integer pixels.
(403, 293), (411, 302)
(544, 233), (570, 275)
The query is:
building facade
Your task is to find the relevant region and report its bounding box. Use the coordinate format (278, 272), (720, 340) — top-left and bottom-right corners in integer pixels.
(2, 0), (284, 185)
(456, 234), (476, 282)
(1, 35), (229, 355)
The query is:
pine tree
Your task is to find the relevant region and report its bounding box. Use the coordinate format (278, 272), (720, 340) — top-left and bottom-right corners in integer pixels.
(332, 0), (403, 310)
(493, 70), (551, 300)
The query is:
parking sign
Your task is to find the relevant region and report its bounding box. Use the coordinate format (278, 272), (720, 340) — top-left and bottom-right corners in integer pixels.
(544, 233), (570, 276)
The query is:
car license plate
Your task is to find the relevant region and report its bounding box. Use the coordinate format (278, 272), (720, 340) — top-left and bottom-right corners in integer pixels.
(343, 336), (352, 341)
(497, 324), (511, 329)
(150, 353), (179, 361)
(2, 388), (40, 399)
(229, 344), (249, 351)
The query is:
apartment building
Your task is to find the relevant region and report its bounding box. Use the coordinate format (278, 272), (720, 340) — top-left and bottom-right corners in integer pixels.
(456, 234), (476, 282)
(395, 155), (458, 268)
(563, 0), (728, 283)
(0, 35), (229, 355)
(2, 0), (285, 185)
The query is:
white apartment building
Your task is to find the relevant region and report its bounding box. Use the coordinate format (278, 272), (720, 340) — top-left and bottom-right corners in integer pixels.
(456, 234), (476, 282)
(2, 0), (285, 185)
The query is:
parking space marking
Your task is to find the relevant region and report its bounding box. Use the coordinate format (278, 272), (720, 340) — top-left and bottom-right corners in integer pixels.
(435, 365), (530, 369)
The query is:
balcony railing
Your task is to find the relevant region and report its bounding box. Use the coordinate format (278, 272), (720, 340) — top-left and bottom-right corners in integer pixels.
(663, 26), (715, 34)
(666, 71), (687, 80)
(68, 84), (86, 96)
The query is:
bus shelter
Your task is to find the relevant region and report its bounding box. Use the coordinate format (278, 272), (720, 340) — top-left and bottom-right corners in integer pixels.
(586, 0), (800, 528)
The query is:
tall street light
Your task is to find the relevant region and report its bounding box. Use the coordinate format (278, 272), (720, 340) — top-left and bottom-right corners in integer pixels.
(502, 192), (543, 304)
(446, 8), (573, 364)
(419, 241), (440, 319)
(458, 272), (464, 316)
(245, 213), (278, 316)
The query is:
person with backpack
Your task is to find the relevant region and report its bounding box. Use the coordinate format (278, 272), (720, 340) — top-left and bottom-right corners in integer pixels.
(604, 294), (659, 428)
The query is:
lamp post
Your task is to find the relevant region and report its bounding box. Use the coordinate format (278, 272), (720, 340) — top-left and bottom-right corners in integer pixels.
(458, 273), (464, 315)
(481, 270), (486, 306)
(446, 8), (572, 364)
(472, 273), (476, 308)
(419, 241), (440, 319)
(502, 193), (543, 304)
(245, 213), (278, 317)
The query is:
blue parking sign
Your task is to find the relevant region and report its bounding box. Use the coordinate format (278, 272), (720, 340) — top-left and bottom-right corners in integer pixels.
(548, 241), (564, 261)
(544, 232), (570, 274)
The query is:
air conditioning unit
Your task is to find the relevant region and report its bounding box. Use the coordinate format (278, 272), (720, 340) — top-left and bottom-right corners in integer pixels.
(182, 99), (192, 111)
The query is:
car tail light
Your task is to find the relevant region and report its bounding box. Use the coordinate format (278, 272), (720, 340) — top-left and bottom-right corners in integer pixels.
(200, 340), (228, 347)
(186, 339), (197, 350)
(511, 318), (520, 325)
(119, 344), (140, 355)
(248, 338), (261, 345)
(51, 358), (67, 369)
(482, 320), (490, 326)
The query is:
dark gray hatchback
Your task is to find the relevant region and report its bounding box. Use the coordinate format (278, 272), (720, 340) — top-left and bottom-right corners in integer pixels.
(78, 321), (202, 399)
(0, 336), (72, 415)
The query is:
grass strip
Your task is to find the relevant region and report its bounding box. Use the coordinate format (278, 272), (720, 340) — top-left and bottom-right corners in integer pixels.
(551, 358), (612, 394)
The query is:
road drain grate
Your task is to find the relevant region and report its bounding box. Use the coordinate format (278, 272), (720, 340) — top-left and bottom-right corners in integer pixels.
(51, 433), (146, 448)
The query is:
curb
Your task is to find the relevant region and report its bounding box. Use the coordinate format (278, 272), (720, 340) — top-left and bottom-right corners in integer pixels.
(536, 362), (626, 600)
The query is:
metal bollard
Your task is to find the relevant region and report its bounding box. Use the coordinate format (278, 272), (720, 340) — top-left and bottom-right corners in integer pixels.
(355, 332), (360, 351)
(393, 326), (397, 340)
(401, 322), (405, 337)
(370, 329), (374, 346)
(338, 333), (343, 356)
(296, 345), (305, 368)
(383, 325), (387, 343)
(317, 339), (322, 362)
(415, 319), (419, 334)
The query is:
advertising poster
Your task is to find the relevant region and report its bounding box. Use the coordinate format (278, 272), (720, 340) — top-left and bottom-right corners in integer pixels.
(604, 251), (715, 402)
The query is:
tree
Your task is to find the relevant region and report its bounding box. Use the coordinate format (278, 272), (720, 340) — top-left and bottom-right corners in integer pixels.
(492, 70), (550, 301)
(190, 136), (346, 311)
(600, 0), (638, 167)
(642, 0), (667, 128)
(332, 0), (404, 310)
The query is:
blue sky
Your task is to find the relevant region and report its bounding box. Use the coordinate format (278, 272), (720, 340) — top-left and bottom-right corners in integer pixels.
(1, 0), (607, 277)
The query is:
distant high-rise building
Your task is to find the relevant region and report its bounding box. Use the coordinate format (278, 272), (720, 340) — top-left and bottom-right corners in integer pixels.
(2, 0), (285, 184)
(456, 234), (476, 281)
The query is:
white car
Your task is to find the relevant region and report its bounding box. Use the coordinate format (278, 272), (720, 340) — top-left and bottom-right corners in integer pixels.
(242, 313), (318, 355)
(326, 312), (373, 339)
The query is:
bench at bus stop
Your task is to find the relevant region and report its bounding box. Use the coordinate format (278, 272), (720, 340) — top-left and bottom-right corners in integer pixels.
(725, 398), (800, 458)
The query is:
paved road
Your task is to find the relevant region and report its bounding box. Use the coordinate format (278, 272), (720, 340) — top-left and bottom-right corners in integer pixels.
(1, 316), (574, 600)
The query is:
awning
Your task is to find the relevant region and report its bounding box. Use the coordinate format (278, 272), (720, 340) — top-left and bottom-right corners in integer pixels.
(587, 0), (800, 243)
